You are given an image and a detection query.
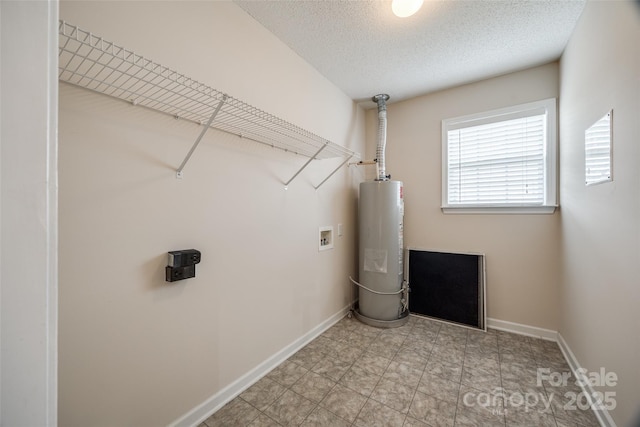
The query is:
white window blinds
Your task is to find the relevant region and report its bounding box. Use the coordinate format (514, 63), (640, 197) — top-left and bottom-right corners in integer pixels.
(442, 98), (557, 213)
(447, 114), (546, 205)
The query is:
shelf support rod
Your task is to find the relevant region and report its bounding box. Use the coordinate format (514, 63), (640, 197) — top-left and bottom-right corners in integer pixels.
(314, 154), (354, 190)
(284, 142), (328, 187)
(176, 95), (227, 178)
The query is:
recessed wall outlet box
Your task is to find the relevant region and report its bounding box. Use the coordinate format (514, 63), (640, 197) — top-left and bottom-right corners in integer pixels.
(319, 226), (334, 251)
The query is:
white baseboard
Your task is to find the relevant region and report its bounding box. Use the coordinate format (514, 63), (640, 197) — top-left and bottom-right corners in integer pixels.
(487, 317), (558, 341)
(487, 319), (616, 426)
(168, 305), (351, 427)
(557, 333), (616, 427)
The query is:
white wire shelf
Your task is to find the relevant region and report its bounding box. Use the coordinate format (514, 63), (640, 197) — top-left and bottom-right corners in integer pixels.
(58, 21), (356, 186)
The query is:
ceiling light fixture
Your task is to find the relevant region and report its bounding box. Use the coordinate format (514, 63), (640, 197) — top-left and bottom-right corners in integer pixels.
(391, 0), (424, 18)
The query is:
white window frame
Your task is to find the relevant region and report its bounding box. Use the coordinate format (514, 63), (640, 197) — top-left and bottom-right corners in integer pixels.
(441, 98), (557, 214)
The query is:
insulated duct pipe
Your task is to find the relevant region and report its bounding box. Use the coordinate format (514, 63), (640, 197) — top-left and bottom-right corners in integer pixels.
(372, 94), (390, 181)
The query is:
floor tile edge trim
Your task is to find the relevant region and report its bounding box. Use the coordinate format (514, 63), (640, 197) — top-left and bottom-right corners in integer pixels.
(557, 333), (616, 427)
(486, 317), (558, 341)
(168, 304), (351, 427)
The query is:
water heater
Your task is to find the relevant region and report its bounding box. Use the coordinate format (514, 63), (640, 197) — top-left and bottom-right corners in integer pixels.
(352, 94), (409, 328)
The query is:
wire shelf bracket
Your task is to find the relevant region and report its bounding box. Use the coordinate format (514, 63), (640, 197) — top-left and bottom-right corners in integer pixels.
(284, 142), (328, 188)
(314, 154), (354, 190)
(58, 20), (356, 186)
(176, 95), (227, 179)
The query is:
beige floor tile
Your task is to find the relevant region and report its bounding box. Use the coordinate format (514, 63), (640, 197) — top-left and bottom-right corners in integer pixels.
(368, 339), (401, 360)
(370, 377), (416, 414)
(461, 365), (501, 392)
(430, 345), (465, 365)
(548, 390), (601, 427)
(310, 356), (352, 382)
(248, 413), (282, 427)
(505, 407), (557, 427)
(300, 406), (350, 427)
(463, 353), (500, 374)
(392, 348), (429, 372)
(424, 356), (463, 383)
(339, 363), (382, 396)
(408, 328), (439, 344)
(454, 407), (505, 426)
(319, 383), (367, 423)
(267, 360), (309, 387)
(264, 390), (316, 426)
(290, 371), (336, 403)
(465, 342), (499, 359)
(288, 346), (326, 370)
(304, 336), (333, 353)
(417, 372), (460, 403)
(439, 324), (469, 338)
(354, 398), (406, 427)
(403, 416), (431, 427)
(383, 360), (423, 388)
(240, 377), (288, 411)
(408, 391), (456, 427)
(204, 398), (261, 426)
(358, 351), (392, 376)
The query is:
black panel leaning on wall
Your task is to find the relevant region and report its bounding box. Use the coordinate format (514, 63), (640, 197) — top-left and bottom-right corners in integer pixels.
(407, 249), (485, 330)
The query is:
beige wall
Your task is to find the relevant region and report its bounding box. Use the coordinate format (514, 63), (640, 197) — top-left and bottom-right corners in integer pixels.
(58, 2), (364, 425)
(366, 62), (562, 330)
(559, 1), (640, 425)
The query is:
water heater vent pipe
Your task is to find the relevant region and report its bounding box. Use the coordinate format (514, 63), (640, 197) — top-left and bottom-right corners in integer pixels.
(372, 94), (390, 181)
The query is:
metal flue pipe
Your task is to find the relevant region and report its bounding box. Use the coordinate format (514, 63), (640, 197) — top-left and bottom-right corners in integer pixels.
(372, 94), (390, 181)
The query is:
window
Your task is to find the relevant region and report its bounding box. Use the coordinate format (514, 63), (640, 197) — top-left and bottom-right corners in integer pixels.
(442, 98), (557, 214)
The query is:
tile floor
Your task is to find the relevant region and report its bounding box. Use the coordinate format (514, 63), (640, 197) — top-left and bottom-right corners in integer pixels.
(200, 314), (600, 427)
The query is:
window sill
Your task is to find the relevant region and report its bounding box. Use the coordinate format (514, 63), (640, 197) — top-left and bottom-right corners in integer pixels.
(441, 205), (558, 215)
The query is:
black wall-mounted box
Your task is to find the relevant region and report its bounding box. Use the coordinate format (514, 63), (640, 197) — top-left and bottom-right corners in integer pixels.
(167, 249), (201, 268)
(166, 249), (201, 282)
(165, 265), (196, 282)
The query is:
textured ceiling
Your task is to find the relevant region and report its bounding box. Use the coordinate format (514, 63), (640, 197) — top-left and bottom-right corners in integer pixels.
(234, 0), (586, 106)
